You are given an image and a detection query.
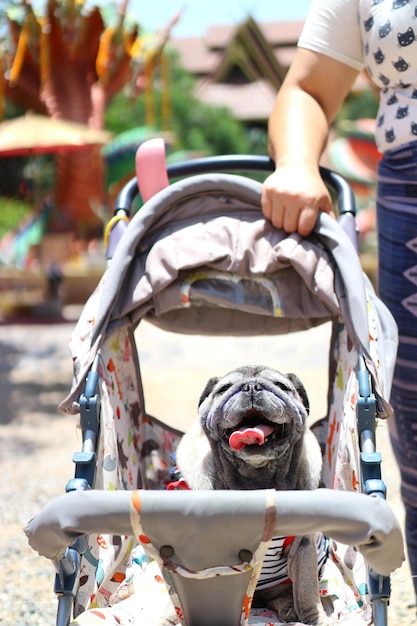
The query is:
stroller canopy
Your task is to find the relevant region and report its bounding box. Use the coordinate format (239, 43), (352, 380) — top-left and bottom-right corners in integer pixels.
(61, 173), (397, 417)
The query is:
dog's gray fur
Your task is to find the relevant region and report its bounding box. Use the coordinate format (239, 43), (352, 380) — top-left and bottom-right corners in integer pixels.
(176, 365), (333, 626)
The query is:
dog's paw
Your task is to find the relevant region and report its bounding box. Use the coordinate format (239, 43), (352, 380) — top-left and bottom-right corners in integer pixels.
(267, 597), (299, 622)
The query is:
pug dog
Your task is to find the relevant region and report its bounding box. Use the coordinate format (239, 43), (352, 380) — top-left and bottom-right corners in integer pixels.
(175, 365), (332, 626)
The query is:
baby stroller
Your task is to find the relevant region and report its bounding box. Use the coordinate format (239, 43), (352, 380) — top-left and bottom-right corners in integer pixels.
(25, 141), (403, 626)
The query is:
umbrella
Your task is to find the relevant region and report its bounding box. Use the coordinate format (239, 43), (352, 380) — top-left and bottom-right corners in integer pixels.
(103, 126), (174, 161)
(103, 126), (175, 187)
(0, 113), (113, 156)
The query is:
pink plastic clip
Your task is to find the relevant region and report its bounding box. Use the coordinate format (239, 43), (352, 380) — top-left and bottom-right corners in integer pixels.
(135, 138), (169, 202)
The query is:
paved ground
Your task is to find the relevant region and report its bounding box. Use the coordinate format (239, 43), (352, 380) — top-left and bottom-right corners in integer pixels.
(0, 314), (414, 624)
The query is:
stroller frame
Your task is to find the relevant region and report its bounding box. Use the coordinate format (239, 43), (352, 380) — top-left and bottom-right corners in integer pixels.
(52, 154), (395, 626)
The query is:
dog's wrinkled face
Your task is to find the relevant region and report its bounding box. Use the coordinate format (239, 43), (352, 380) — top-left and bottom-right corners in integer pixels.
(198, 365), (310, 468)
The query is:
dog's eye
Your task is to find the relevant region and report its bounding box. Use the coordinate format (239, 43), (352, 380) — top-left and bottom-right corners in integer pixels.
(274, 381), (292, 392)
(216, 383), (233, 395)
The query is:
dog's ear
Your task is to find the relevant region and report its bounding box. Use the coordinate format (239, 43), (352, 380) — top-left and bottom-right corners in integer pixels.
(198, 377), (219, 407)
(286, 373), (310, 415)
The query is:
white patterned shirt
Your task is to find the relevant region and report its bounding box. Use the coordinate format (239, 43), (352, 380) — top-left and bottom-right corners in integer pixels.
(298, 0), (417, 152)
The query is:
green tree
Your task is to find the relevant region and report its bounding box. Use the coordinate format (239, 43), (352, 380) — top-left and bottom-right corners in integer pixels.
(337, 89), (379, 123)
(106, 51), (265, 157)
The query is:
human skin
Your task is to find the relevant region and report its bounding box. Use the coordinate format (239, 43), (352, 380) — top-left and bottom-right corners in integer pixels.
(261, 48), (360, 235)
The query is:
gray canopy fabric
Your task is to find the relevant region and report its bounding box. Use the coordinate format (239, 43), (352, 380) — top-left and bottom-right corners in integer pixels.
(60, 173), (397, 417)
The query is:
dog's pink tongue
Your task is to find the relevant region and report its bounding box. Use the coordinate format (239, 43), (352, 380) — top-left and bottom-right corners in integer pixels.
(229, 424), (274, 450)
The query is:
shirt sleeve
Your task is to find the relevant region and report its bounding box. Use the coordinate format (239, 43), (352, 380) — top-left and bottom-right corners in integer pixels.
(298, 0), (364, 72)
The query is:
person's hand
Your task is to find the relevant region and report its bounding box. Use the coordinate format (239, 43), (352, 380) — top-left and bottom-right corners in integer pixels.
(261, 165), (335, 236)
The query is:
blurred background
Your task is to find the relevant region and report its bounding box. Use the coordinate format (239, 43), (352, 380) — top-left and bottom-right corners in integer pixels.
(0, 0), (379, 322)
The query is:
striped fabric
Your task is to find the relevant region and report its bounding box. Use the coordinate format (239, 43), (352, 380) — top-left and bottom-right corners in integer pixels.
(256, 534), (328, 590)
(377, 140), (417, 595)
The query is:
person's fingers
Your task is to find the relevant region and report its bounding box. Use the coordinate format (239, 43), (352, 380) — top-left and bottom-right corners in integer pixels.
(261, 170), (336, 236)
(282, 204), (302, 234)
(261, 185), (287, 230)
(297, 198), (337, 236)
(269, 203), (286, 231)
(293, 185), (336, 235)
(263, 192), (313, 235)
(296, 205), (319, 237)
(321, 202), (337, 220)
(260, 186), (272, 220)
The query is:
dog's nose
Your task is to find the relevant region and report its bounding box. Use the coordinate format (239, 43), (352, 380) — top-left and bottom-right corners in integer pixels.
(242, 381), (263, 396)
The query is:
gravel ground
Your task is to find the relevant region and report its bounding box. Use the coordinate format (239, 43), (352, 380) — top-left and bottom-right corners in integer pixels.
(0, 316), (415, 625)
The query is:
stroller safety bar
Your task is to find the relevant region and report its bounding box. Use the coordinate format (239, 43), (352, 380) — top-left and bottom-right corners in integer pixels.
(25, 488), (404, 578)
(26, 488), (403, 626)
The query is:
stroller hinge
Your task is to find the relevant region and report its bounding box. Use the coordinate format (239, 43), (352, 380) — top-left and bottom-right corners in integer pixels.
(357, 387), (387, 498)
(68, 357), (101, 490)
(360, 449), (387, 498)
(54, 547), (81, 598)
(79, 365), (100, 435)
(356, 354), (387, 497)
(357, 355), (377, 446)
(358, 391), (387, 498)
(368, 569), (391, 599)
(357, 394), (376, 440)
(54, 547), (82, 626)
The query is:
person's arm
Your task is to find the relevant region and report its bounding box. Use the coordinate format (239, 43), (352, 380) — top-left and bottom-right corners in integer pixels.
(261, 48), (359, 235)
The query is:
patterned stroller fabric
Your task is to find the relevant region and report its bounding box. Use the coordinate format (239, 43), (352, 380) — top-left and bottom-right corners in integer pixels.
(57, 171), (397, 625)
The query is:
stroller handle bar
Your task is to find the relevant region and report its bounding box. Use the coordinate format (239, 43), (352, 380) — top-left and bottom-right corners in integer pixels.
(103, 154), (359, 258)
(114, 155), (357, 218)
(25, 487), (404, 578)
